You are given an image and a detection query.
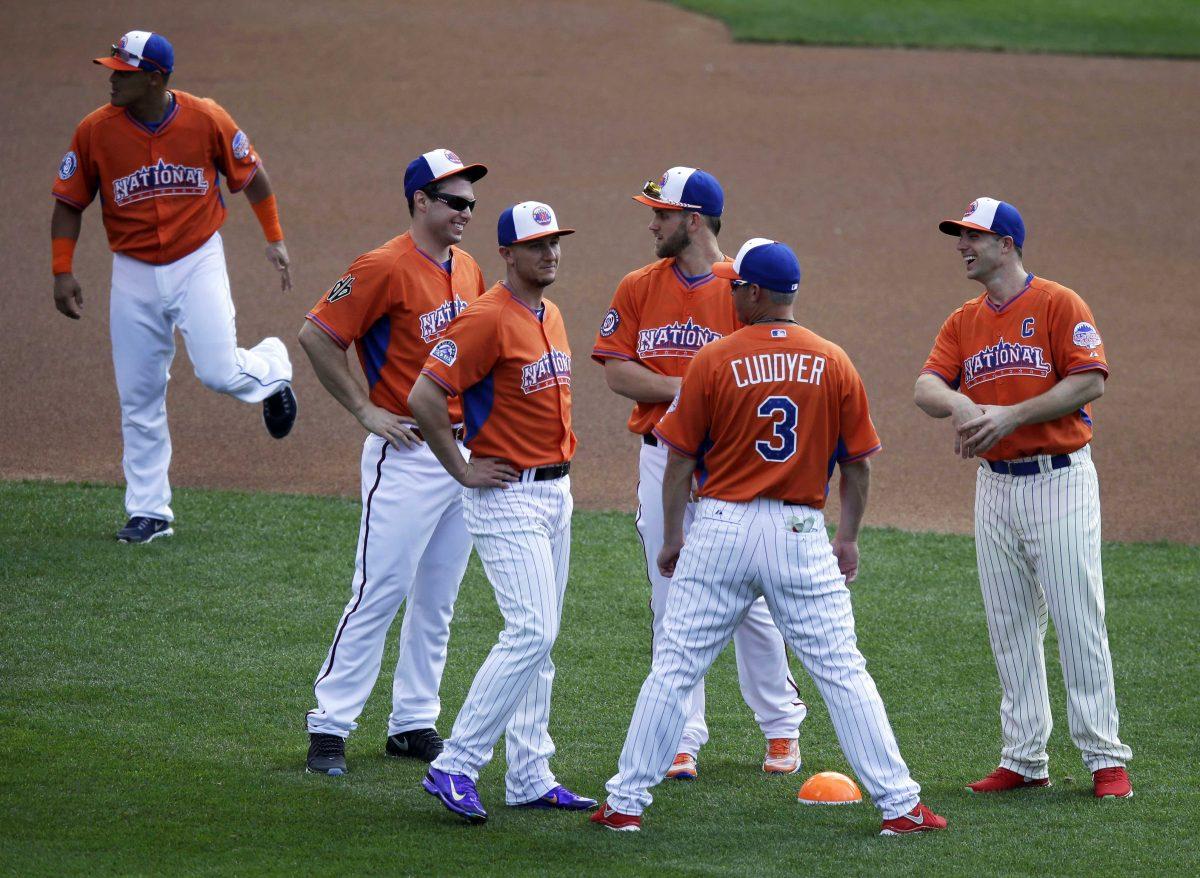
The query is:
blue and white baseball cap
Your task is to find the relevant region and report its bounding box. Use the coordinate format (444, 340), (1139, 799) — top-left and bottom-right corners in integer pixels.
(712, 238), (801, 294)
(633, 167), (724, 217)
(94, 31), (174, 75)
(498, 201), (575, 247)
(404, 148), (488, 200)
(939, 197), (1025, 248)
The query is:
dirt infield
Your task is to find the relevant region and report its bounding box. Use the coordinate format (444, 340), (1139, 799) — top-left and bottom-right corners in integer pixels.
(3, 1), (1197, 543)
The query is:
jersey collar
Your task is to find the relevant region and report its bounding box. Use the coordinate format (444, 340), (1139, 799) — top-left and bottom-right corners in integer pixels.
(985, 273), (1035, 314)
(123, 91), (178, 137)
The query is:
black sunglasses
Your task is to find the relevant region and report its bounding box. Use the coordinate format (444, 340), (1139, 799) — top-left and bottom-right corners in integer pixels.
(425, 190), (476, 213)
(730, 280), (751, 290)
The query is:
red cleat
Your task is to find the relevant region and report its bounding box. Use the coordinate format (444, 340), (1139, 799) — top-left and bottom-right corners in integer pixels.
(966, 766), (1051, 793)
(879, 802), (947, 836)
(589, 801), (642, 832)
(1093, 766), (1133, 799)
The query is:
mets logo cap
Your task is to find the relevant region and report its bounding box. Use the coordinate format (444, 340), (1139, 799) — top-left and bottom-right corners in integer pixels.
(939, 197), (1025, 248)
(633, 167), (724, 217)
(95, 31), (174, 75)
(404, 148), (488, 200)
(712, 238), (801, 294)
(498, 202), (576, 247)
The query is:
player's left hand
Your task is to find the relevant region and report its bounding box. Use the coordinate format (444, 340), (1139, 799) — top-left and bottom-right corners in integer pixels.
(658, 540), (683, 578)
(831, 536), (859, 584)
(958, 404), (1022, 457)
(265, 240), (292, 293)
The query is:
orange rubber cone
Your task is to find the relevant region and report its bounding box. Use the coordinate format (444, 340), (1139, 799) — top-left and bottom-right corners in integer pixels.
(797, 771), (863, 805)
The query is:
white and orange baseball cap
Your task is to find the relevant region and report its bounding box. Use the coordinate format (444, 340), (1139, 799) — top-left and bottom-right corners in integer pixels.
(939, 197), (1026, 248)
(404, 148), (488, 200)
(633, 167), (724, 216)
(94, 31), (174, 75)
(497, 201), (575, 246)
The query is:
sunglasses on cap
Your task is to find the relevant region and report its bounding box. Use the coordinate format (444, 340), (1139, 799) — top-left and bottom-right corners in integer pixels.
(110, 44), (167, 73)
(425, 190), (476, 213)
(641, 180), (701, 210)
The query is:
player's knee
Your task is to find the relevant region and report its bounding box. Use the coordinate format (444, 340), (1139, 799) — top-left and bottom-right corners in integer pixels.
(516, 617), (558, 657)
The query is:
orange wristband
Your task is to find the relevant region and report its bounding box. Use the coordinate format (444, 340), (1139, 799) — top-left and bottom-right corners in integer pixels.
(52, 237), (76, 276)
(250, 194), (284, 243)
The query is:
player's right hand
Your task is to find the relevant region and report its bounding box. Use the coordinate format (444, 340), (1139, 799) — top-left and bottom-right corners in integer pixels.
(357, 404), (422, 449)
(53, 273), (83, 319)
(658, 540), (683, 578)
(461, 458), (519, 489)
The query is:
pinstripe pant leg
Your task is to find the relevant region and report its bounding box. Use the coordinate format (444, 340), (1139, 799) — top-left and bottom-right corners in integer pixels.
(606, 502), (757, 815)
(757, 509), (920, 820)
(1025, 459), (1131, 771)
(976, 467), (1053, 778)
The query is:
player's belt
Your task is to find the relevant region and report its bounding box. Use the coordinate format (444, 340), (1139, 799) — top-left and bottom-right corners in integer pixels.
(409, 426), (466, 442)
(985, 453), (1071, 476)
(642, 434), (659, 447)
(519, 461), (572, 483)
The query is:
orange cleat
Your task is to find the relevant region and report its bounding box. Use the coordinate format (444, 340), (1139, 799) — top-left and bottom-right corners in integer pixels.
(665, 752), (697, 780)
(763, 738), (801, 774)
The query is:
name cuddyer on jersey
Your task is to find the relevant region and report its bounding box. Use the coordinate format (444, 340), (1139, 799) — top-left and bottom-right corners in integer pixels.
(637, 318), (722, 359)
(521, 350), (572, 394)
(731, 351), (826, 388)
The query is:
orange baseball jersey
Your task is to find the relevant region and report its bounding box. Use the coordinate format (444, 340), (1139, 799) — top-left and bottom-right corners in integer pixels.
(592, 258), (740, 435)
(921, 275), (1108, 460)
(52, 91), (262, 265)
(306, 232), (484, 421)
(654, 323), (881, 507)
(420, 283), (576, 470)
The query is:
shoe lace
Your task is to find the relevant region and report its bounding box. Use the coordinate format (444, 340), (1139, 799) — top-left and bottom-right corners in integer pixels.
(410, 728), (442, 746)
(312, 734), (343, 758)
(767, 739), (793, 758)
(1094, 767), (1124, 782)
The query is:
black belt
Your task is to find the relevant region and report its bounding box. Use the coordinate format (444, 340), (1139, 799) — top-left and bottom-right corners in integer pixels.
(409, 426), (465, 442)
(642, 433), (658, 447)
(986, 454), (1071, 476)
(521, 461), (571, 482)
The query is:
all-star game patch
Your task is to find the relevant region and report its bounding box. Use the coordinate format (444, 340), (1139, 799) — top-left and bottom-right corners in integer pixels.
(600, 308), (620, 337)
(232, 130), (251, 160)
(1073, 321), (1102, 349)
(430, 339), (458, 366)
(326, 275), (355, 303)
(58, 151), (78, 181)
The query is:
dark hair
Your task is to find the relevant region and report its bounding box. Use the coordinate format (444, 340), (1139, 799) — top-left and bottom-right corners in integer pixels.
(685, 211), (721, 237)
(407, 182), (441, 217)
(1014, 244), (1023, 259)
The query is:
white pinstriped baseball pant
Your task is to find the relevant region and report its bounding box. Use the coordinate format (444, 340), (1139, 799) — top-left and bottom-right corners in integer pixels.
(432, 475), (572, 805)
(975, 445), (1131, 775)
(607, 497), (921, 818)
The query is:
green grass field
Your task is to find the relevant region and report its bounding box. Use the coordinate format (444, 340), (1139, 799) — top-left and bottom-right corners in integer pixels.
(669, 0), (1200, 57)
(1, 481), (1197, 876)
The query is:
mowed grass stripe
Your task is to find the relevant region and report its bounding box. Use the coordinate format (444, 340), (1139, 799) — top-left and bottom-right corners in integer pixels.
(1, 481), (1197, 876)
(670, 0), (1200, 57)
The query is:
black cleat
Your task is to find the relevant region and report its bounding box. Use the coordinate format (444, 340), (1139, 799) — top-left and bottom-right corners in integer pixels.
(386, 727), (444, 762)
(306, 732), (347, 776)
(116, 516), (174, 544)
(263, 385), (298, 439)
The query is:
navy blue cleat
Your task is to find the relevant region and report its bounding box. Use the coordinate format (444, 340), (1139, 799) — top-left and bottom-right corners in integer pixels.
(423, 767), (488, 824)
(306, 732), (347, 776)
(512, 785), (599, 811)
(116, 516), (173, 544)
(263, 384), (298, 439)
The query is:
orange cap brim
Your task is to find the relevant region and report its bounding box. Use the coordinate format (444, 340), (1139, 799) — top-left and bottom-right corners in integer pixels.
(632, 194), (685, 211)
(939, 219), (998, 237)
(711, 260), (740, 280)
(94, 56), (141, 71)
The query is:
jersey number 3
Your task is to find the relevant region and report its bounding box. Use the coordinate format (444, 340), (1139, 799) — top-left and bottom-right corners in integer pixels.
(756, 396), (797, 462)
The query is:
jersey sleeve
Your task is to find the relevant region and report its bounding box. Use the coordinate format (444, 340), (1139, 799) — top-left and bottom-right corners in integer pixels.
(420, 302), (502, 396)
(652, 351), (712, 457)
(1048, 289), (1109, 378)
(836, 354), (882, 462)
(205, 99), (261, 193)
(920, 309), (963, 388)
(591, 274), (642, 363)
(51, 120), (98, 209)
(305, 251), (393, 349)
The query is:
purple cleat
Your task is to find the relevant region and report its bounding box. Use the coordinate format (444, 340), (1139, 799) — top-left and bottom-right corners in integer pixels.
(512, 785), (599, 811)
(423, 767), (488, 824)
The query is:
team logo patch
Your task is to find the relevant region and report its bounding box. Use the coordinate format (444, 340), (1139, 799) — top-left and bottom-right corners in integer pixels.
(58, 151), (78, 181)
(444, 149), (462, 165)
(430, 340), (458, 366)
(531, 205), (553, 226)
(600, 308), (620, 337)
(1072, 321), (1102, 349)
(964, 199), (978, 218)
(325, 275), (354, 303)
(232, 130), (251, 160)
(659, 172), (669, 187)
(666, 391), (680, 414)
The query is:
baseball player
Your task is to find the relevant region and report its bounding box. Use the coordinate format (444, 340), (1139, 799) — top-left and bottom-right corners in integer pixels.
(409, 201), (595, 822)
(592, 167), (806, 779)
(915, 197), (1133, 799)
(591, 239), (946, 836)
(301, 149), (487, 777)
(51, 30), (297, 544)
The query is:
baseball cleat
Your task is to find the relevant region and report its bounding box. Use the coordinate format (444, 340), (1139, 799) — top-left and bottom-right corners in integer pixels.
(423, 767), (487, 824)
(262, 384), (298, 439)
(966, 766), (1051, 793)
(116, 516), (173, 544)
(386, 727), (444, 762)
(762, 738), (802, 774)
(665, 752), (698, 780)
(1093, 766), (1133, 799)
(512, 785), (598, 811)
(589, 802), (641, 832)
(306, 732), (347, 776)
(879, 802), (947, 836)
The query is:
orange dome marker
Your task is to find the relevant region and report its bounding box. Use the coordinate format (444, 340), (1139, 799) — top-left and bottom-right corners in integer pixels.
(797, 771), (863, 805)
